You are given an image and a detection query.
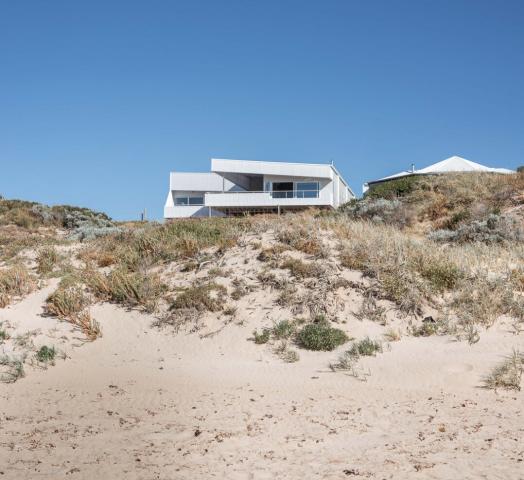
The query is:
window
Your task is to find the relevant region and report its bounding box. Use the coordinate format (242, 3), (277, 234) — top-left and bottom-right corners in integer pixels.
(272, 182), (294, 198)
(175, 195), (204, 206)
(296, 182), (319, 198)
(188, 196), (204, 205)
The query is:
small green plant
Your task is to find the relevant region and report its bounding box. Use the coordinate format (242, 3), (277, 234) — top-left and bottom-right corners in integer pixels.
(483, 350), (523, 391)
(223, 305), (237, 316)
(412, 321), (439, 337)
(296, 319), (348, 351)
(347, 337), (382, 357)
(383, 329), (401, 342)
(271, 320), (297, 340)
(0, 355), (25, 383)
(281, 349), (300, 363)
(36, 345), (56, 364)
(253, 328), (270, 344)
(0, 328), (9, 341)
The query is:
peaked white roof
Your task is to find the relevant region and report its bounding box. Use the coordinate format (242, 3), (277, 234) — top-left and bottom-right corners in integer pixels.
(366, 156), (515, 187)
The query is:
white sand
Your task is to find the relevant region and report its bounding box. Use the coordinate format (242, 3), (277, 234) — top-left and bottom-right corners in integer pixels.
(1, 280), (523, 479)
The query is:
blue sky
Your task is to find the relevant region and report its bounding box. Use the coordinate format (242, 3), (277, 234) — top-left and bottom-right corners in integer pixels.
(1, 1), (523, 220)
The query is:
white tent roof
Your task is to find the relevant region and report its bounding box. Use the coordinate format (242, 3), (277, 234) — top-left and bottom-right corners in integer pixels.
(364, 156), (515, 192)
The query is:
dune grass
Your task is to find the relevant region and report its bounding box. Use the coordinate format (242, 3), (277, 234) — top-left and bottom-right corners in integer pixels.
(483, 350), (524, 391)
(0, 264), (36, 308)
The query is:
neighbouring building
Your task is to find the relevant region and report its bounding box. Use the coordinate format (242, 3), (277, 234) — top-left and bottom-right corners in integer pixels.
(164, 158), (355, 218)
(363, 156), (515, 194)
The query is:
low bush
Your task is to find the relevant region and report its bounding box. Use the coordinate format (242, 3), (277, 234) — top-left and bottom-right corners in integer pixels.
(363, 176), (422, 200)
(35, 345), (56, 364)
(429, 214), (523, 244)
(340, 198), (412, 228)
(296, 318), (348, 351)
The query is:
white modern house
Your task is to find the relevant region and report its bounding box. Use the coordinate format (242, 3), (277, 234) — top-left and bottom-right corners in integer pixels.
(164, 158), (355, 218)
(363, 156), (515, 194)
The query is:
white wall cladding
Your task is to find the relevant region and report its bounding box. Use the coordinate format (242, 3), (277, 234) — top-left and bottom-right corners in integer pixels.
(164, 205), (225, 218)
(169, 172), (237, 192)
(211, 158), (333, 179)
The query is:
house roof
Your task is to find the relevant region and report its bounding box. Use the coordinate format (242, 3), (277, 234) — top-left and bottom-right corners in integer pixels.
(365, 156), (515, 189)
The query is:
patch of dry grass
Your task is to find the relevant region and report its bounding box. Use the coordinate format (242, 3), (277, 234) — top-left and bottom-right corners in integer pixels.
(276, 224), (326, 257)
(0, 264), (36, 307)
(36, 246), (60, 275)
(82, 218), (251, 271)
(45, 285), (90, 318)
(44, 283), (101, 341)
(280, 257), (324, 279)
(483, 350), (524, 391)
(170, 282), (227, 312)
(85, 267), (166, 313)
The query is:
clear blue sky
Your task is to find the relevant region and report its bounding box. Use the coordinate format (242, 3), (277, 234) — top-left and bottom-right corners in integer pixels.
(1, 1), (523, 220)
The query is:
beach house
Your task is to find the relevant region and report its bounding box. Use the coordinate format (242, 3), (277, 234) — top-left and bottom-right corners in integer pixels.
(164, 158), (355, 218)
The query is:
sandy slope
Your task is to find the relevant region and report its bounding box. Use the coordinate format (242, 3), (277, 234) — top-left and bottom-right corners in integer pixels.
(1, 283), (523, 480)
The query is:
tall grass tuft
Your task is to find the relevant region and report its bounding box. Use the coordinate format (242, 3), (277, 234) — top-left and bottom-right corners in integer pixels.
(84, 267), (166, 313)
(0, 265), (36, 308)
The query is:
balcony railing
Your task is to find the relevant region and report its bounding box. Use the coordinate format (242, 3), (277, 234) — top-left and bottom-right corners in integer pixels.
(208, 190), (319, 198)
(204, 190), (324, 208)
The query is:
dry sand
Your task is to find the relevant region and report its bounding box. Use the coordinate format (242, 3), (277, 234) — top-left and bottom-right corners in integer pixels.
(1, 277), (523, 480)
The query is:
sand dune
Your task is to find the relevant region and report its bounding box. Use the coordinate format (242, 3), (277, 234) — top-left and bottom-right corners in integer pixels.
(1, 282), (522, 479)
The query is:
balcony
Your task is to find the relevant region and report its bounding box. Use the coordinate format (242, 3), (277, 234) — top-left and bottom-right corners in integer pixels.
(205, 190), (327, 208)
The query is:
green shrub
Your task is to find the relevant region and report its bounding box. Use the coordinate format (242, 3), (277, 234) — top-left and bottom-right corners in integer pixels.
(365, 176), (422, 200)
(296, 319), (348, 351)
(347, 337), (382, 356)
(271, 320), (297, 340)
(36, 345), (56, 363)
(412, 321), (439, 337)
(253, 328), (270, 344)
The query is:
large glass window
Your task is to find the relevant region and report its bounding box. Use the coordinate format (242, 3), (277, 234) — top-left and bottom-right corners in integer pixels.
(175, 197), (188, 205)
(188, 196), (204, 205)
(296, 182), (319, 198)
